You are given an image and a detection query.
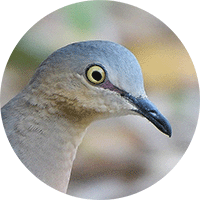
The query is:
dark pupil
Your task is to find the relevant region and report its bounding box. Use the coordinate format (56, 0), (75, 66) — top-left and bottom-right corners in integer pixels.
(92, 71), (102, 81)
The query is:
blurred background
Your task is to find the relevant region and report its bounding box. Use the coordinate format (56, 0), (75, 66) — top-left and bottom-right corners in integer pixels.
(1, 0), (199, 199)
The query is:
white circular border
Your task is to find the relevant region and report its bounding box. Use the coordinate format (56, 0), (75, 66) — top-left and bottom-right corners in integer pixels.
(0, 1), (199, 200)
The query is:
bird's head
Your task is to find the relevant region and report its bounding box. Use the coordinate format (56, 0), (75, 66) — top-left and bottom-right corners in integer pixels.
(28, 40), (172, 137)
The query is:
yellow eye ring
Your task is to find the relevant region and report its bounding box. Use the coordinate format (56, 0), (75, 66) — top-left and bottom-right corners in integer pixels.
(86, 65), (106, 84)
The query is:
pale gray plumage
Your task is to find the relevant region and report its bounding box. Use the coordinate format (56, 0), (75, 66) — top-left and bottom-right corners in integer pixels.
(1, 40), (171, 193)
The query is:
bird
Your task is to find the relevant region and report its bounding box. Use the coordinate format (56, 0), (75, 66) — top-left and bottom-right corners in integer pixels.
(1, 40), (172, 193)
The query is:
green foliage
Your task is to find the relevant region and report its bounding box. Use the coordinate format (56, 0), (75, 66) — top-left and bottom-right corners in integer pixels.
(61, 1), (103, 32)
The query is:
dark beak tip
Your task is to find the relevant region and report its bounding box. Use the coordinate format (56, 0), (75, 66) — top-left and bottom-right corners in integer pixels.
(163, 125), (172, 138)
(138, 107), (172, 138)
(165, 123), (172, 138)
(123, 94), (172, 137)
(148, 110), (172, 138)
(153, 113), (172, 138)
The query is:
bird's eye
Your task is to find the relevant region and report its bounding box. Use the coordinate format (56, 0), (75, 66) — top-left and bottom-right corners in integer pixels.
(86, 65), (106, 84)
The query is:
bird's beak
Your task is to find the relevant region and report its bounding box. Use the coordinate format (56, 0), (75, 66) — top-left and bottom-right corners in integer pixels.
(123, 93), (172, 137)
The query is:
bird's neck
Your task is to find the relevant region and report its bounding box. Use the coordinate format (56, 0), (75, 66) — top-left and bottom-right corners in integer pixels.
(4, 85), (101, 193)
(25, 116), (86, 192)
(5, 95), (88, 193)
(33, 119), (87, 193)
